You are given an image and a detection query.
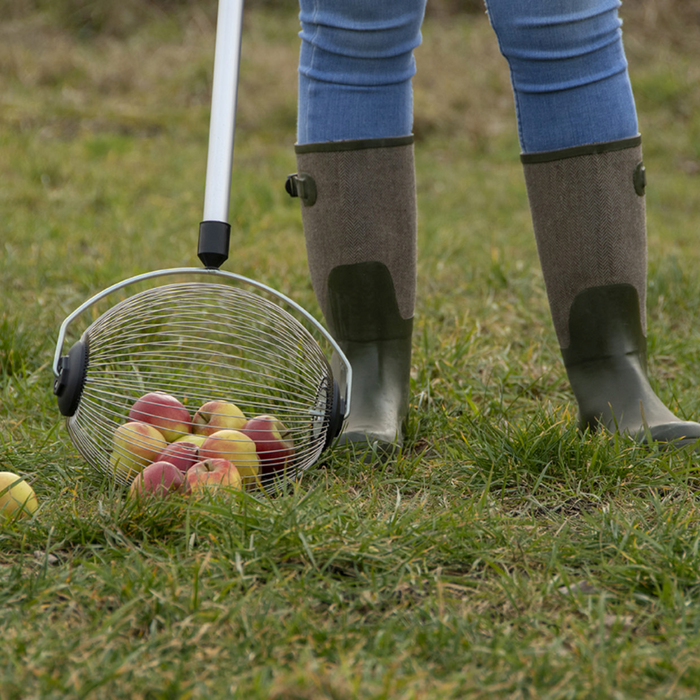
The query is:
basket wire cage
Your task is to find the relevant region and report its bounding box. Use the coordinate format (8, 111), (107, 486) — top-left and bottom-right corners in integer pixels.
(53, 269), (350, 494)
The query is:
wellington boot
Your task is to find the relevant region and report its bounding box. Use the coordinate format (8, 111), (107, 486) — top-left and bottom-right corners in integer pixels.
(287, 137), (417, 457)
(523, 137), (700, 448)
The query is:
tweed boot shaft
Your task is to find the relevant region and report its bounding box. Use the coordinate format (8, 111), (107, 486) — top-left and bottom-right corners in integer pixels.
(294, 137), (417, 326)
(522, 137), (647, 350)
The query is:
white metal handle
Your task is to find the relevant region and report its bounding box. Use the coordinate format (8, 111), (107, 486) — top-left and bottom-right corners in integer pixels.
(202, 0), (244, 223)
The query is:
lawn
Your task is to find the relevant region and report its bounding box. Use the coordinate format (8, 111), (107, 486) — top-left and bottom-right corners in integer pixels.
(2, 2), (700, 698)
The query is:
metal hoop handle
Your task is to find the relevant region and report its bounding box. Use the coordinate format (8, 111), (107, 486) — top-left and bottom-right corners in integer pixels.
(52, 267), (352, 418)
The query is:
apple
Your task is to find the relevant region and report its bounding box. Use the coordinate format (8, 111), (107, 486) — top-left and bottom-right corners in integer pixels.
(175, 434), (207, 449)
(109, 421), (168, 481)
(185, 458), (242, 497)
(128, 392), (192, 443)
(200, 429), (260, 487)
(192, 401), (246, 437)
(129, 461), (184, 500)
(156, 441), (202, 473)
(241, 414), (295, 477)
(0, 472), (38, 523)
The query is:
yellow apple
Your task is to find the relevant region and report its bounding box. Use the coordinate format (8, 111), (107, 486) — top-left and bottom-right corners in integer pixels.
(109, 421), (167, 481)
(193, 401), (246, 436)
(200, 429), (260, 488)
(174, 434), (207, 449)
(185, 458), (243, 497)
(0, 472), (38, 523)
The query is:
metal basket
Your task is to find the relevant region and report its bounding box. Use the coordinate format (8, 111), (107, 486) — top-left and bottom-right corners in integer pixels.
(52, 268), (351, 493)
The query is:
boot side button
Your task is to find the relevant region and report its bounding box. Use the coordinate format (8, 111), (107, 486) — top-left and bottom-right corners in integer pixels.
(285, 173), (317, 206)
(633, 161), (646, 196)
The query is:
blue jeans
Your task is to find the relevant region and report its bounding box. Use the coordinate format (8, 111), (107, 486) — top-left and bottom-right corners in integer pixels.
(296, 0), (639, 152)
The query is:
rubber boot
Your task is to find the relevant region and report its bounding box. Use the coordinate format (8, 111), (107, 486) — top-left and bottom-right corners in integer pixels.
(523, 137), (700, 447)
(286, 137), (416, 456)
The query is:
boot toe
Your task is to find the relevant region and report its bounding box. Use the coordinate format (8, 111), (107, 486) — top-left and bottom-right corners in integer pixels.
(637, 421), (700, 449)
(335, 427), (403, 462)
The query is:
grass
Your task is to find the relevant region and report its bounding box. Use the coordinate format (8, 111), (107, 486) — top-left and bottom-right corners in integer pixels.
(2, 3), (700, 698)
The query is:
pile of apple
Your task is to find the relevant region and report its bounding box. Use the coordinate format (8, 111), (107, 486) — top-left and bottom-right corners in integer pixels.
(109, 391), (295, 500)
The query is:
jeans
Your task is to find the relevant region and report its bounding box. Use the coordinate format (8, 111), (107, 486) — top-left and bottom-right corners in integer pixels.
(296, 0), (639, 152)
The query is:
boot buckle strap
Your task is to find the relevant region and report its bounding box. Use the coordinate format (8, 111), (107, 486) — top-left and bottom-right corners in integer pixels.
(285, 172), (317, 206)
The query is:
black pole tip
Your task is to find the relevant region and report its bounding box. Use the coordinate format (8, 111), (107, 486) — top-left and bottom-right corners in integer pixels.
(198, 221), (231, 269)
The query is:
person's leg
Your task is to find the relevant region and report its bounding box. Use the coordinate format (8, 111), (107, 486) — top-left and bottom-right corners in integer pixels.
(297, 1), (423, 144)
(485, 0), (638, 153)
(289, 0), (427, 455)
(486, 0), (700, 444)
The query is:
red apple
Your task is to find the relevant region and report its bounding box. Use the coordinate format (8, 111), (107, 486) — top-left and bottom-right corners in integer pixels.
(156, 441), (202, 473)
(200, 429), (260, 487)
(240, 415), (295, 477)
(185, 458), (242, 497)
(128, 392), (192, 443)
(192, 400), (246, 436)
(129, 461), (184, 499)
(109, 421), (168, 481)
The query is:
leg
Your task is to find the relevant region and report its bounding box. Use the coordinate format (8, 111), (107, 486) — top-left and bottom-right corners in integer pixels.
(296, 1), (422, 144)
(486, 0), (700, 444)
(289, 0), (427, 456)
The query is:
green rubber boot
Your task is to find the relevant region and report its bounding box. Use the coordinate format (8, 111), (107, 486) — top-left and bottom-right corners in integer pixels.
(286, 137), (416, 456)
(523, 137), (700, 447)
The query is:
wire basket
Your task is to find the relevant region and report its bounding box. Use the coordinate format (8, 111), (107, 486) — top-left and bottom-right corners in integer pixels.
(52, 268), (350, 494)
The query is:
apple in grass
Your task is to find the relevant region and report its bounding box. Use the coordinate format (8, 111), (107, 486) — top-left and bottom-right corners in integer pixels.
(109, 421), (168, 481)
(129, 461), (184, 500)
(192, 401), (246, 437)
(156, 441), (202, 473)
(200, 429), (260, 488)
(128, 391), (192, 443)
(0, 472), (38, 523)
(185, 458), (242, 497)
(240, 415), (295, 477)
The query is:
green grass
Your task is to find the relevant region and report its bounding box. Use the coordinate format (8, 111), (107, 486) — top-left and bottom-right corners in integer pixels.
(3, 4), (700, 698)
